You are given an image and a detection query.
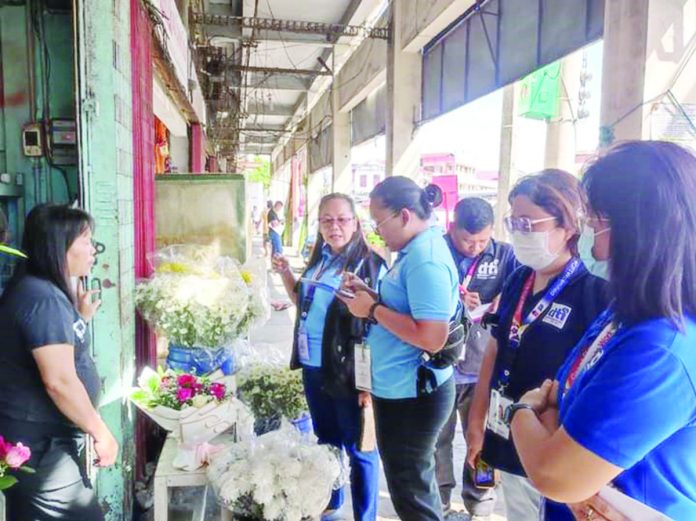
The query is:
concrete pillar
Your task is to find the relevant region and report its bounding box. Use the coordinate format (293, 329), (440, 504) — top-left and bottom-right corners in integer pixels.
(600, 0), (696, 145)
(494, 84), (517, 240)
(331, 85), (353, 194)
(386, 1), (422, 178)
(545, 51), (582, 174)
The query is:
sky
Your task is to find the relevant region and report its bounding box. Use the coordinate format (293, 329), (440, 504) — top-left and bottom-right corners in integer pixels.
(414, 40), (605, 173)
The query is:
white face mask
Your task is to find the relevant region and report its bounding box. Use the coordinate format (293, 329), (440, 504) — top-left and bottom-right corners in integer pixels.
(578, 226), (610, 280)
(511, 230), (559, 271)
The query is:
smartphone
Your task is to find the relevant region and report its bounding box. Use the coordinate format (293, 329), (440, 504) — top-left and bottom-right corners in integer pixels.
(471, 456), (496, 489)
(336, 288), (356, 299)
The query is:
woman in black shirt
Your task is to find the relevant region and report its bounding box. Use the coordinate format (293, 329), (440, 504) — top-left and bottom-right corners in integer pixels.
(0, 204), (118, 520)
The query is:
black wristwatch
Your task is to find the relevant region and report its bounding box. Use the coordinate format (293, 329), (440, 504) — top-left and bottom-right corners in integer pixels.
(504, 402), (536, 427)
(367, 301), (382, 324)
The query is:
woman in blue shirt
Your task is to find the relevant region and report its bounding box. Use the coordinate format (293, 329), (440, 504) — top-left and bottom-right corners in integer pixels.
(511, 141), (696, 521)
(340, 176), (459, 521)
(273, 193), (386, 521)
(466, 170), (608, 521)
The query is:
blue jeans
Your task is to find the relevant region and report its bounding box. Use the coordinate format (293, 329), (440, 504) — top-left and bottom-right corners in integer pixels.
(269, 229), (283, 255)
(374, 377), (455, 521)
(303, 368), (380, 521)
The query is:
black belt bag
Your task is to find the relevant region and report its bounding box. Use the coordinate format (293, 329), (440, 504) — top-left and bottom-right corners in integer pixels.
(425, 306), (467, 369)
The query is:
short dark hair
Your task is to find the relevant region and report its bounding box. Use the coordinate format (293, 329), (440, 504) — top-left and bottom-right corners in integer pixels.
(0, 207), (7, 244)
(370, 176), (442, 220)
(583, 140), (696, 327)
(453, 197), (494, 233)
(4, 204), (94, 306)
(509, 169), (584, 254)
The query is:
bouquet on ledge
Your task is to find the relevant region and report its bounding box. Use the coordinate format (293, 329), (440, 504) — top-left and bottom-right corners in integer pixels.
(207, 425), (343, 521)
(131, 367), (253, 470)
(0, 437), (34, 490)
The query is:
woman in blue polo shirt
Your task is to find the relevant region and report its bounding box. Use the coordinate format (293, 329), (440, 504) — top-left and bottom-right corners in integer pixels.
(340, 176), (459, 521)
(273, 193), (386, 521)
(465, 170), (608, 521)
(510, 141), (696, 521)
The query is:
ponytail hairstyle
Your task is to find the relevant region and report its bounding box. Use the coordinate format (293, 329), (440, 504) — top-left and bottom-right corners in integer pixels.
(370, 176), (443, 220)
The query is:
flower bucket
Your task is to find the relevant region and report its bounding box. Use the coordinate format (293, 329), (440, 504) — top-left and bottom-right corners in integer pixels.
(290, 413), (312, 435)
(167, 344), (235, 376)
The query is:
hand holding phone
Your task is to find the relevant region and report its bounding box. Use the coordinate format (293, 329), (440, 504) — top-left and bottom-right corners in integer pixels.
(336, 288), (356, 299)
(471, 455), (497, 489)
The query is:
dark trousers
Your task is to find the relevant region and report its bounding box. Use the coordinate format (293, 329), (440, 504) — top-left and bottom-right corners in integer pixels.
(1, 420), (104, 521)
(373, 377), (455, 521)
(303, 368), (380, 521)
(435, 382), (497, 516)
(269, 229), (283, 255)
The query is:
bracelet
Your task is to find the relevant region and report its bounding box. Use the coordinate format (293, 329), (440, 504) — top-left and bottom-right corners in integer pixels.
(504, 402), (537, 427)
(367, 301), (382, 324)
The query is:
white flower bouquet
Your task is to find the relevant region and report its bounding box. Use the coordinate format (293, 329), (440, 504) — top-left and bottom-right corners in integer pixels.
(207, 426), (343, 521)
(135, 245), (270, 374)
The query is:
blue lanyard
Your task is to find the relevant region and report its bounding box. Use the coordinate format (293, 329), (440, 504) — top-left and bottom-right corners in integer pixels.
(497, 258), (582, 391)
(300, 255), (341, 318)
(556, 307), (617, 410)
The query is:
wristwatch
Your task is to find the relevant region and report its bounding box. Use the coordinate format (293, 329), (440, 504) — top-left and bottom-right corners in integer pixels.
(504, 402), (536, 427)
(367, 301), (382, 324)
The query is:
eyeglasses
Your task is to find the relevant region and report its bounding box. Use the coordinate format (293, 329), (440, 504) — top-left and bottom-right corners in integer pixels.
(319, 216), (355, 228)
(370, 212), (399, 231)
(504, 216), (557, 234)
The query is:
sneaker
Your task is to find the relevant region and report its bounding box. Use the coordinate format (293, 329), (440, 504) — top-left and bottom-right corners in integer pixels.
(320, 509), (345, 521)
(444, 511), (471, 521)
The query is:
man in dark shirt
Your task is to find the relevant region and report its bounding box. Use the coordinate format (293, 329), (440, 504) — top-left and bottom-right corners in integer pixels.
(436, 197), (517, 519)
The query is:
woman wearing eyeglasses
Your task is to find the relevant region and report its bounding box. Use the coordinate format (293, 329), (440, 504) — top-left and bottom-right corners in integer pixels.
(509, 142), (696, 521)
(272, 193), (386, 521)
(465, 170), (609, 521)
(339, 176), (459, 521)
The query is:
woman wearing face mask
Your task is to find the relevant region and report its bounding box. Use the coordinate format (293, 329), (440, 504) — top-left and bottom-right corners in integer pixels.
(339, 177), (459, 521)
(510, 142), (696, 521)
(465, 169), (609, 521)
(272, 193), (386, 521)
(0, 204), (117, 520)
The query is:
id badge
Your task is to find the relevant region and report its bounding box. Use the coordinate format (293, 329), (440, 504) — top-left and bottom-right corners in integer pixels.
(487, 389), (513, 440)
(298, 323), (310, 363)
(354, 343), (372, 392)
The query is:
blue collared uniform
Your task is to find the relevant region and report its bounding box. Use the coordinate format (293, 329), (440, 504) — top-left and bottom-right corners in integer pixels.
(367, 226), (459, 399)
(300, 245), (344, 367)
(546, 315), (696, 521)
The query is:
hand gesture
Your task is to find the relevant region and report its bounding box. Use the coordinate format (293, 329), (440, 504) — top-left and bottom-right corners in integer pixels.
(465, 424), (485, 469)
(271, 254), (291, 274)
(77, 280), (101, 322)
(568, 494), (629, 521)
(342, 272), (370, 293)
(93, 424), (119, 467)
(358, 391), (372, 408)
(337, 290), (375, 318)
(461, 289), (482, 311)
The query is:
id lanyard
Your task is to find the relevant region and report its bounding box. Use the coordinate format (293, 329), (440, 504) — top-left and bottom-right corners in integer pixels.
(557, 307), (619, 402)
(460, 254), (484, 291)
(496, 257), (582, 392)
(300, 254), (341, 319)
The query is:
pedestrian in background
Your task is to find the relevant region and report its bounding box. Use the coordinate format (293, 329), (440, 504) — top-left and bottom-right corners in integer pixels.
(268, 200), (285, 256)
(511, 141), (696, 521)
(0, 204), (118, 520)
(466, 170), (608, 521)
(341, 176), (459, 521)
(436, 197), (516, 520)
(273, 193), (386, 521)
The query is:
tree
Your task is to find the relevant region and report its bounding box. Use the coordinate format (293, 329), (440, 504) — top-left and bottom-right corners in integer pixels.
(246, 156), (271, 188)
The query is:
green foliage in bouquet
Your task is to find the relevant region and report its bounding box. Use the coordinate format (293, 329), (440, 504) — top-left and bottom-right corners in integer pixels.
(238, 366), (307, 421)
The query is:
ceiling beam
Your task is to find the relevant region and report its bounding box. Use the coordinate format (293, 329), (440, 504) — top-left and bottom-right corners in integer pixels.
(191, 13), (390, 40)
(245, 103), (295, 117)
(225, 73), (312, 91)
(226, 64), (330, 76)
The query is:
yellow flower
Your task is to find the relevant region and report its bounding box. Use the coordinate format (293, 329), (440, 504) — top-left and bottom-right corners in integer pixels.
(241, 270), (253, 285)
